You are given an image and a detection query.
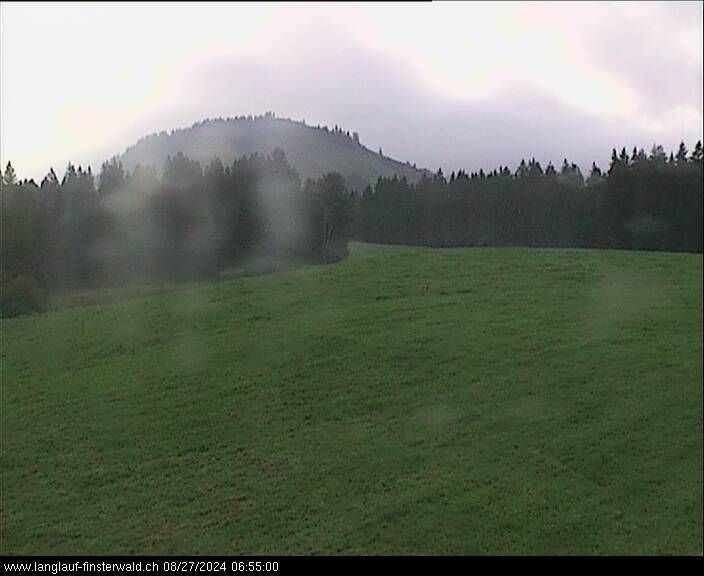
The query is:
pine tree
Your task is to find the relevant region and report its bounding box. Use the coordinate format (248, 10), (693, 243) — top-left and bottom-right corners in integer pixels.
(98, 157), (127, 196)
(608, 149), (620, 175)
(586, 162), (604, 187)
(2, 161), (17, 187)
(41, 168), (59, 189)
(650, 144), (666, 166)
(676, 142), (688, 165)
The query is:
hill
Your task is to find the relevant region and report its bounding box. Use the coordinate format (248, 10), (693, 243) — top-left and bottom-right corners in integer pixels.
(2, 243), (702, 554)
(120, 115), (429, 192)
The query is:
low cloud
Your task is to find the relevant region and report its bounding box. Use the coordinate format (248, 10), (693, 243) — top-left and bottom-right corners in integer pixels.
(2, 2), (702, 179)
(192, 22), (700, 175)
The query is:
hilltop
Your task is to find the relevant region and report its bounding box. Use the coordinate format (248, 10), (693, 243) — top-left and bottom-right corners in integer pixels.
(120, 114), (428, 192)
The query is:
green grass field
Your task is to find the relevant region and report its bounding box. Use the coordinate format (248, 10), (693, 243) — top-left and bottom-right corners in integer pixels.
(1, 243), (702, 555)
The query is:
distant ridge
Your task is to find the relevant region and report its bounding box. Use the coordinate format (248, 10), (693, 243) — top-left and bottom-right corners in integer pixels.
(120, 113), (429, 192)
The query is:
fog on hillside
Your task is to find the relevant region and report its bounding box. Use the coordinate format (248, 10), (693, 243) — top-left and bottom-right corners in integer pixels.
(1, 0), (702, 560)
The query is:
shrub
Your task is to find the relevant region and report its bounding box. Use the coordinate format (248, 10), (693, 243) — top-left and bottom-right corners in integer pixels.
(1, 275), (49, 318)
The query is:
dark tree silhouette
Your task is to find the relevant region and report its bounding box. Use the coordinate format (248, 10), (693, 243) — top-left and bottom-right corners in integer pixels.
(2, 140), (702, 318)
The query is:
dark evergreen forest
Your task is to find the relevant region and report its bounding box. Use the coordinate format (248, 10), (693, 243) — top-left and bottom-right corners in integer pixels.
(2, 137), (702, 317)
(1, 150), (353, 316)
(356, 143), (702, 253)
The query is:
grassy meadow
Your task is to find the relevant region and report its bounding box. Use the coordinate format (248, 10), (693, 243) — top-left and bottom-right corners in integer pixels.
(1, 243), (702, 554)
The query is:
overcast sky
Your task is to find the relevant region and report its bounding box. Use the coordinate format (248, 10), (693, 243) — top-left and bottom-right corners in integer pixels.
(1, 1), (702, 180)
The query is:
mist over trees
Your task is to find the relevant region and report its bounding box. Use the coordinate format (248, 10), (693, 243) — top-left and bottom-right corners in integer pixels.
(1, 138), (701, 317)
(1, 150), (354, 317)
(120, 114), (427, 194)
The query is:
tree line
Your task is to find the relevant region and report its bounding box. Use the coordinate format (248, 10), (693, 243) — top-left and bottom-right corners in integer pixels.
(355, 142), (702, 253)
(1, 150), (354, 317)
(2, 140), (701, 318)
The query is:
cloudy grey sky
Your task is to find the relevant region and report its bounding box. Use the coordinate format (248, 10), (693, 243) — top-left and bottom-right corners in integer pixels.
(1, 1), (702, 180)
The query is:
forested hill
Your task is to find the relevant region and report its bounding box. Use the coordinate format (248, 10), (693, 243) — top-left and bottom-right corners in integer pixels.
(120, 114), (428, 192)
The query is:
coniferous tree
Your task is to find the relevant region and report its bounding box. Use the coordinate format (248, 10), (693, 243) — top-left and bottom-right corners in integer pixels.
(2, 161), (17, 187)
(676, 142), (688, 165)
(98, 157), (127, 196)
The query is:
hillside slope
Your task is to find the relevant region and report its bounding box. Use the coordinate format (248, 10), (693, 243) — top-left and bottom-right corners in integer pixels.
(2, 244), (702, 554)
(120, 116), (428, 192)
